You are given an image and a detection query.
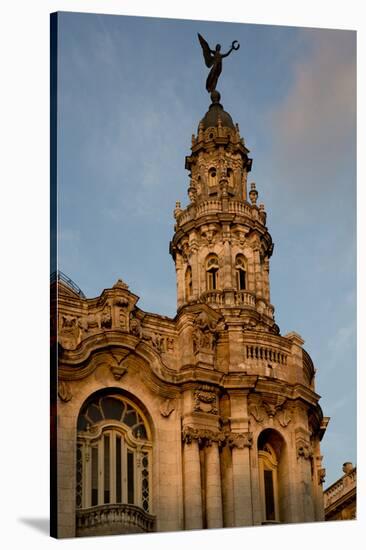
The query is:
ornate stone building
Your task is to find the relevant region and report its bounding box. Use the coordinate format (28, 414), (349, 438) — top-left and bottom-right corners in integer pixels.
(324, 462), (356, 521)
(52, 90), (329, 538)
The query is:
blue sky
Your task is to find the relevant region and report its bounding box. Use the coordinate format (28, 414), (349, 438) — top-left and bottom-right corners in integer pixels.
(57, 12), (356, 486)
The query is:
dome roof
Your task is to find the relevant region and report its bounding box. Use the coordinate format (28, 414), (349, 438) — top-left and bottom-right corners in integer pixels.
(199, 91), (235, 131)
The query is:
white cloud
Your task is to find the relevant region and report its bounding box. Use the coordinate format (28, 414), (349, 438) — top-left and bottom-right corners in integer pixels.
(269, 29), (356, 191)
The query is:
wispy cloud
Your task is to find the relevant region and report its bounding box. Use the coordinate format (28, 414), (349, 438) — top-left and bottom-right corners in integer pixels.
(271, 30), (356, 181)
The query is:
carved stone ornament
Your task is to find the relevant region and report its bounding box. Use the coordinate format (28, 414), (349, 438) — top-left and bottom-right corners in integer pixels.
(227, 432), (253, 449)
(263, 397), (286, 418)
(182, 426), (225, 446)
(77, 305), (113, 333)
(129, 315), (142, 338)
(58, 380), (72, 402)
(248, 403), (266, 424)
(110, 358), (128, 381)
(59, 314), (81, 350)
(249, 396), (292, 428)
(192, 310), (218, 354)
(193, 386), (218, 415)
(277, 408), (292, 428)
(296, 440), (313, 460)
(114, 296), (129, 307)
(149, 333), (166, 353)
(318, 468), (326, 484)
(100, 306), (112, 329)
(160, 399), (175, 418)
(113, 278), (129, 290)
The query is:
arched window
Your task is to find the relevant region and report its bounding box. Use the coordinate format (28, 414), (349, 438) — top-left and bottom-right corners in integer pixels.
(76, 394), (152, 514)
(235, 254), (247, 290)
(208, 167), (217, 187)
(206, 254), (219, 291)
(227, 168), (234, 188)
(258, 429), (287, 524)
(185, 265), (192, 301)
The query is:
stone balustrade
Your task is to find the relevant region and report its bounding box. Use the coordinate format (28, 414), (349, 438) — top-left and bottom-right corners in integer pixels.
(196, 199), (223, 217)
(76, 503), (156, 536)
(201, 290), (225, 306)
(324, 469), (356, 509)
(234, 290), (256, 307)
(201, 290), (273, 315)
(246, 345), (287, 365)
(202, 290), (257, 308)
(227, 200), (253, 217)
(176, 199), (257, 227)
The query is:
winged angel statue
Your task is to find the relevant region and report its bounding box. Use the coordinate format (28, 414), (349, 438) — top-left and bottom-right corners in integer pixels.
(198, 33), (240, 93)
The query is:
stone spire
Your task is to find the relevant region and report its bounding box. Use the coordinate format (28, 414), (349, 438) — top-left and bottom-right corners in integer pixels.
(170, 94), (277, 334)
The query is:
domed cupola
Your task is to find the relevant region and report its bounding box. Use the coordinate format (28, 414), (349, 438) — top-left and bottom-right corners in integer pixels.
(199, 91), (235, 131)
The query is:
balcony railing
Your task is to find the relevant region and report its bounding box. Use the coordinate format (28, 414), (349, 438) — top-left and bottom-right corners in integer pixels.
(234, 290), (256, 307)
(50, 270), (86, 298)
(201, 290), (271, 313)
(201, 290), (224, 306)
(176, 199), (256, 227)
(76, 503), (156, 536)
(246, 345), (287, 365)
(324, 469), (357, 509)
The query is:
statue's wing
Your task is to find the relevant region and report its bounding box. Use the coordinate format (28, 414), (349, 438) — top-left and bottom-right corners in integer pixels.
(198, 33), (213, 67)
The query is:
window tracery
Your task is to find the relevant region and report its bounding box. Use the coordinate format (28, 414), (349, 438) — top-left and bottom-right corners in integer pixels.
(76, 395), (152, 513)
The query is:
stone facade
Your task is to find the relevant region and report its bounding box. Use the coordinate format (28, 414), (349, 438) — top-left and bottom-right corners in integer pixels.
(324, 462), (356, 521)
(52, 91), (329, 538)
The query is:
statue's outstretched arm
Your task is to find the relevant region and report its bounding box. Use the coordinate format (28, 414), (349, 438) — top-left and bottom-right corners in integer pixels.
(221, 47), (234, 59)
(222, 40), (240, 58)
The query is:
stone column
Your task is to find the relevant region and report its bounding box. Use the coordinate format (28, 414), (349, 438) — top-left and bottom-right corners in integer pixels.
(228, 432), (253, 526)
(263, 258), (270, 302)
(220, 444), (234, 527)
(296, 437), (316, 522)
(253, 248), (263, 298)
(182, 428), (203, 530)
(223, 237), (232, 289)
(175, 253), (184, 309)
(247, 249), (256, 293)
(205, 441), (223, 529)
(189, 240), (199, 301)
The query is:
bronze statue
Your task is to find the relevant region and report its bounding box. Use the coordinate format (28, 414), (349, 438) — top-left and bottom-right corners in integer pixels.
(198, 33), (240, 93)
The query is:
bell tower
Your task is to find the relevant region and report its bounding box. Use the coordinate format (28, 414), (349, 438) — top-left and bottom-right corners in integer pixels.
(170, 90), (277, 334)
